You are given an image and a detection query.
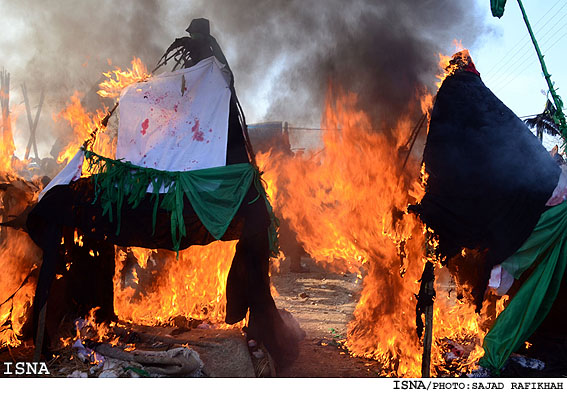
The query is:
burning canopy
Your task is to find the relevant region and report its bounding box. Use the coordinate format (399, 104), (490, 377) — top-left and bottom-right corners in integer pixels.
(410, 51), (566, 374)
(411, 52), (559, 275)
(25, 19), (300, 369)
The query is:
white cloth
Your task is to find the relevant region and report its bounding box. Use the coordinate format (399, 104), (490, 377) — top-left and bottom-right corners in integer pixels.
(488, 264), (515, 296)
(117, 56), (231, 172)
(38, 149), (84, 201)
(546, 164), (567, 206)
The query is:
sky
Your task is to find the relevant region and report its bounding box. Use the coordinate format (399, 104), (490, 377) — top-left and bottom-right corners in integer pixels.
(473, 0), (567, 120)
(1, 0), (566, 158)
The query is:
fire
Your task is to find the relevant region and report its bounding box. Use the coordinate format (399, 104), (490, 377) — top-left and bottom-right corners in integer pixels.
(259, 84), (422, 274)
(0, 90), (17, 173)
(0, 229), (42, 347)
(113, 242), (239, 327)
(0, 164), (43, 348)
(55, 241), (241, 353)
(436, 40), (466, 88)
(257, 83), (429, 374)
(53, 92), (111, 165)
(97, 57), (150, 99)
(55, 57), (150, 168)
(258, 73), (507, 376)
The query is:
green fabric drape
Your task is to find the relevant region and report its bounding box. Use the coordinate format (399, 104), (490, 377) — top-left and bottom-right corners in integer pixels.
(83, 149), (279, 256)
(491, 0), (507, 18)
(479, 201), (567, 373)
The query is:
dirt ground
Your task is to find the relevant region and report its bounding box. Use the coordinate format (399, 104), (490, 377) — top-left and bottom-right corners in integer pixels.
(271, 257), (383, 377)
(271, 258), (567, 378)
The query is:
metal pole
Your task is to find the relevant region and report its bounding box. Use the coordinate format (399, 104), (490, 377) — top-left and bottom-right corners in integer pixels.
(517, 0), (567, 142)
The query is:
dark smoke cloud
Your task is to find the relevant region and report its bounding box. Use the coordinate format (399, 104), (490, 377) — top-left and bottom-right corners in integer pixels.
(0, 0), (487, 155)
(187, 0), (488, 129)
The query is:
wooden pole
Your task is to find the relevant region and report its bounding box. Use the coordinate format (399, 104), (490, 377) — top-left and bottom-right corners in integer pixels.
(421, 275), (435, 377)
(22, 84), (44, 161)
(31, 90), (44, 160)
(1, 69), (10, 147)
(33, 302), (47, 362)
(401, 113), (428, 171)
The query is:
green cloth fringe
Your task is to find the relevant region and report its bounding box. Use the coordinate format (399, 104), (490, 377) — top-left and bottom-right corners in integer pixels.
(83, 149), (279, 257)
(479, 201), (567, 374)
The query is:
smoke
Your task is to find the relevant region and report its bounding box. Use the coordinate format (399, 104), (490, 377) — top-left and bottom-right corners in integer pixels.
(1, 0), (166, 101)
(1, 0), (170, 157)
(0, 0), (488, 156)
(186, 0), (488, 129)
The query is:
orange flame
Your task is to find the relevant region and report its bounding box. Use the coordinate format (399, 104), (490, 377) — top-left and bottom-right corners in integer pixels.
(257, 77), (506, 376)
(55, 58), (150, 169)
(0, 88), (16, 172)
(53, 91), (110, 165)
(114, 242), (240, 327)
(97, 57), (150, 99)
(436, 41), (467, 88)
(0, 229), (42, 347)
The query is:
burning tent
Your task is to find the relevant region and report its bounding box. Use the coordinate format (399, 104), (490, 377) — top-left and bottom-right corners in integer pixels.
(410, 51), (567, 374)
(25, 19), (301, 370)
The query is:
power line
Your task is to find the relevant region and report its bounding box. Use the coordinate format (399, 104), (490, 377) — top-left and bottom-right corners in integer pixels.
(530, 7), (567, 47)
(483, 0), (564, 78)
(481, 0), (561, 77)
(490, 42), (566, 94)
(484, 23), (567, 88)
(530, 0), (564, 28)
(489, 20), (567, 93)
(542, 25), (567, 55)
(489, 55), (538, 93)
(483, 1), (567, 84)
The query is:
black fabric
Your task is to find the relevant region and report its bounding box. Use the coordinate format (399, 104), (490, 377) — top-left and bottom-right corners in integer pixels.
(27, 177), (298, 367)
(409, 71), (560, 307)
(226, 96), (250, 165)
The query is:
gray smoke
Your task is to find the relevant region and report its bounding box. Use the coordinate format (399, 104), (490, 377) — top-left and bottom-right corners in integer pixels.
(0, 0), (488, 155)
(2, 0), (166, 101)
(186, 0), (488, 129)
(1, 0), (171, 157)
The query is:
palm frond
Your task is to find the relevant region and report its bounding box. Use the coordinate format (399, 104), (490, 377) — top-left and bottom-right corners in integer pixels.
(524, 100), (560, 139)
